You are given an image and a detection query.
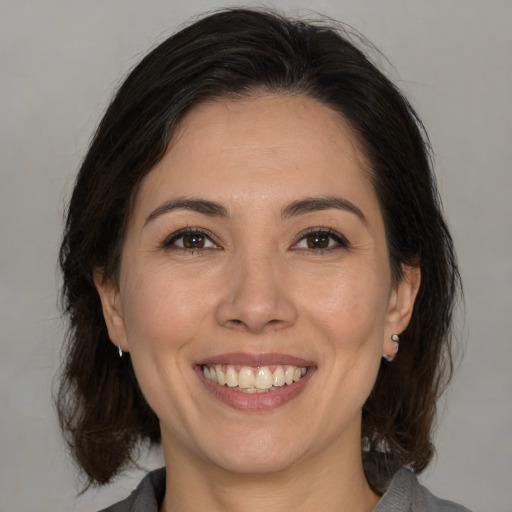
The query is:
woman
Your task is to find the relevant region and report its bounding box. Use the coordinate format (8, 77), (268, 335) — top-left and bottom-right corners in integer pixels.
(57, 8), (468, 512)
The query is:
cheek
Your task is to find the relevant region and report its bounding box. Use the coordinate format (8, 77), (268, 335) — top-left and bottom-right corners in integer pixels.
(120, 264), (214, 353)
(117, 268), (212, 421)
(299, 267), (390, 343)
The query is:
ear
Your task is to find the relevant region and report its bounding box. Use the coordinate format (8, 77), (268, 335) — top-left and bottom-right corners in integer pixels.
(383, 265), (421, 356)
(93, 268), (129, 352)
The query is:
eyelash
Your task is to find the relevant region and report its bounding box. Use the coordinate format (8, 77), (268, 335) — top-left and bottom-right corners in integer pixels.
(161, 227), (349, 254)
(162, 228), (220, 253)
(292, 228), (349, 253)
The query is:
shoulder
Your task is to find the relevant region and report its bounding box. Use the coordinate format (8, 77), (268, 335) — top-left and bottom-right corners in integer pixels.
(95, 466), (470, 512)
(97, 468), (166, 512)
(374, 468), (472, 512)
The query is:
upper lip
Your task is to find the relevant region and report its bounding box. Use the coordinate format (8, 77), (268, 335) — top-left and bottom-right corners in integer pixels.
(196, 352), (315, 367)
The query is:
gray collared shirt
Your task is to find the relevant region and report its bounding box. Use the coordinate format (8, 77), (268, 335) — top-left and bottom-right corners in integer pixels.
(99, 467), (471, 512)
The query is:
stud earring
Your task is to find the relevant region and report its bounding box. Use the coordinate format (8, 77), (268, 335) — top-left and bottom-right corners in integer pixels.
(118, 345), (123, 358)
(382, 334), (400, 362)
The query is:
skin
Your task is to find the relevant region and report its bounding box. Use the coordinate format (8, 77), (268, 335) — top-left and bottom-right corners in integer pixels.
(95, 95), (420, 512)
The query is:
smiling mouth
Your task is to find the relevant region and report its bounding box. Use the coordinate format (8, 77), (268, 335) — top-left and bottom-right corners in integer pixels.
(201, 364), (308, 393)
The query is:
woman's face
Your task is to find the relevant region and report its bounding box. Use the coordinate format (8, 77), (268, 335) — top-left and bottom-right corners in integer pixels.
(96, 95), (418, 475)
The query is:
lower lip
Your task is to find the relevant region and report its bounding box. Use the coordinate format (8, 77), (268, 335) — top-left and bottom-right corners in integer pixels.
(195, 366), (315, 411)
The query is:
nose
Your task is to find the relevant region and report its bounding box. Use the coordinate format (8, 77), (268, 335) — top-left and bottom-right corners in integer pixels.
(215, 253), (298, 334)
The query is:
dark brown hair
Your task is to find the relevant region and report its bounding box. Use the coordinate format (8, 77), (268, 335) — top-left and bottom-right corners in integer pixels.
(57, 8), (461, 488)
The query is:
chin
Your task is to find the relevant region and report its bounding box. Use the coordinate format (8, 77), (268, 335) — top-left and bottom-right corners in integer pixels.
(212, 450), (298, 475)
(201, 429), (304, 475)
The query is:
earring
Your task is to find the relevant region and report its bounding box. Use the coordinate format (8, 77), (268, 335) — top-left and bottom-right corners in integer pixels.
(382, 334), (400, 362)
(118, 345), (123, 358)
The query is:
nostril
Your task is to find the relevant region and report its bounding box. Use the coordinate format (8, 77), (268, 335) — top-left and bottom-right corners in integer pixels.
(223, 317), (288, 332)
(225, 319), (244, 329)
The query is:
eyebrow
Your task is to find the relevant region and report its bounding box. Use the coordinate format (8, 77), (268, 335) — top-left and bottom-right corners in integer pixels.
(281, 196), (367, 224)
(144, 198), (229, 226)
(144, 195), (367, 226)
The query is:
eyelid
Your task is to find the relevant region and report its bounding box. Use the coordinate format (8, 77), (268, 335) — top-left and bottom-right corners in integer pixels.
(162, 227), (222, 250)
(291, 227), (350, 250)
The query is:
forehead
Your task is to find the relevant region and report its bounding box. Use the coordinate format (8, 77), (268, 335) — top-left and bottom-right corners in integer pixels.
(173, 94), (368, 168)
(133, 94), (377, 219)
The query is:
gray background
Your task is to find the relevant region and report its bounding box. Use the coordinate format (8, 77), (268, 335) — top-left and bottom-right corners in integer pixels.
(1, 0), (511, 511)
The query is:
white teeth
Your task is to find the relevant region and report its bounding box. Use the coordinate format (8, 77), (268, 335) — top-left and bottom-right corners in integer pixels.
(238, 366), (255, 389)
(225, 366), (238, 387)
(215, 364), (225, 385)
(273, 366), (285, 387)
(202, 364), (308, 392)
(285, 366), (295, 385)
(255, 367), (273, 390)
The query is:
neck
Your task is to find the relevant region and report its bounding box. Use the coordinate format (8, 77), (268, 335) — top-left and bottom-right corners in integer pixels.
(160, 435), (379, 512)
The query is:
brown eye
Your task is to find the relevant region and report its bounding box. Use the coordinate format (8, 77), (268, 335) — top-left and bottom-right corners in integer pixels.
(164, 229), (218, 251)
(182, 233), (205, 249)
(293, 229), (349, 251)
(306, 233), (330, 249)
